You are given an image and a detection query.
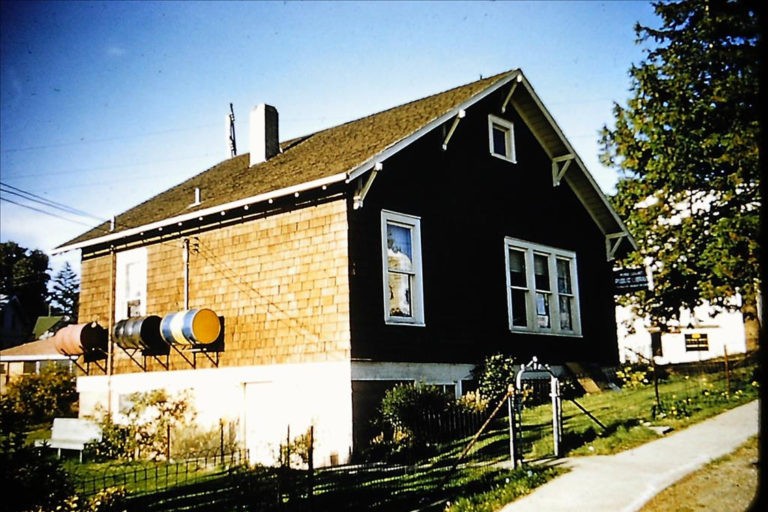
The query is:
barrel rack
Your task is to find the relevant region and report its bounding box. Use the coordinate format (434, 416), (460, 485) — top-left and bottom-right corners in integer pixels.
(115, 316), (224, 371)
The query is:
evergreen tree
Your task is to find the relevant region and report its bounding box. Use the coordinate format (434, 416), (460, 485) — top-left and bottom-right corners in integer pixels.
(0, 241), (51, 327)
(50, 261), (80, 321)
(600, 0), (760, 348)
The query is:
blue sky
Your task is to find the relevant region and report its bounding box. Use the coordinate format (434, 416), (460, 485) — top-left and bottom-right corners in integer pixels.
(1, 0), (659, 275)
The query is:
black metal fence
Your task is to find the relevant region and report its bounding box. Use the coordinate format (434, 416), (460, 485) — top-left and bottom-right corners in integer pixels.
(72, 406), (507, 511)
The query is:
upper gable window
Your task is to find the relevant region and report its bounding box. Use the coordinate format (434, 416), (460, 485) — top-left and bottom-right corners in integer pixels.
(504, 238), (581, 336)
(381, 210), (425, 326)
(115, 247), (147, 322)
(488, 114), (516, 163)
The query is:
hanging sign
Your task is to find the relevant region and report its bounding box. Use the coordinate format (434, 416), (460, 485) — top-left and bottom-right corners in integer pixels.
(614, 267), (649, 293)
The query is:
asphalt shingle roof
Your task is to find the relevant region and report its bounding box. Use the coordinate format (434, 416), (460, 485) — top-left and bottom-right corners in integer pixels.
(60, 70), (516, 248)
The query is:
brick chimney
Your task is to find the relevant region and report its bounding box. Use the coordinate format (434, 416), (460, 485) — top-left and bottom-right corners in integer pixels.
(249, 104), (279, 166)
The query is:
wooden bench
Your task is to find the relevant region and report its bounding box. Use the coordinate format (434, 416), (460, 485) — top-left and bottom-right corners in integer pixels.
(35, 417), (102, 462)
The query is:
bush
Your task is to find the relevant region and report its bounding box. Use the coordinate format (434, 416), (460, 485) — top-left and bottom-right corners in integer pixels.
(380, 382), (453, 437)
(3, 366), (77, 424)
(90, 389), (196, 461)
(472, 353), (517, 403)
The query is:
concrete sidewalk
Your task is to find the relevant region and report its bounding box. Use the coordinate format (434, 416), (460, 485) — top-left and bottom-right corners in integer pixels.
(500, 399), (760, 512)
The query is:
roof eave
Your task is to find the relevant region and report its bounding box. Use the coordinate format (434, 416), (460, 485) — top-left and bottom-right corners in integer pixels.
(346, 70), (522, 182)
(53, 172), (348, 255)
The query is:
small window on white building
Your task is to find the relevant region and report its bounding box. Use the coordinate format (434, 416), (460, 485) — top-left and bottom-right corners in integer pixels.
(504, 238), (580, 336)
(488, 114), (516, 163)
(115, 247), (147, 321)
(381, 210), (425, 326)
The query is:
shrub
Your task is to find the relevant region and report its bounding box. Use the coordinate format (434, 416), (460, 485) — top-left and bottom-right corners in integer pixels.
(380, 382), (453, 437)
(472, 353), (517, 403)
(3, 366), (77, 424)
(90, 389), (196, 461)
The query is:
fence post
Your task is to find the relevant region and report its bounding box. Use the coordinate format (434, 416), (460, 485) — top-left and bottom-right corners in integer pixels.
(724, 346), (730, 397)
(507, 385), (517, 469)
(308, 425), (314, 509)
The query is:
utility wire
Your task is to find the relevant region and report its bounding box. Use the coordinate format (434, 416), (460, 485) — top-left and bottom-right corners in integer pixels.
(1, 182), (106, 222)
(0, 196), (108, 231)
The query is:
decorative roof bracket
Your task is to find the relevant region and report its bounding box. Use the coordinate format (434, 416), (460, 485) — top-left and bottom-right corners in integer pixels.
(501, 74), (523, 113)
(605, 232), (626, 261)
(442, 109), (466, 150)
(552, 154), (574, 186)
(353, 162), (383, 209)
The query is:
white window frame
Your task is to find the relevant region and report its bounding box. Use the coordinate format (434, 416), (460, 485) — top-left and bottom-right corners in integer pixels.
(488, 114), (517, 163)
(504, 238), (581, 336)
(114, 247), (147, 322)
(381, 210), (425, 326)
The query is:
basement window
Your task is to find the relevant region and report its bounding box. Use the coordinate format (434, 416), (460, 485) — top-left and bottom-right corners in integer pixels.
(381, 210), (425, 326)
(504, 238), (581, 336)
(488, 114), (516, 163)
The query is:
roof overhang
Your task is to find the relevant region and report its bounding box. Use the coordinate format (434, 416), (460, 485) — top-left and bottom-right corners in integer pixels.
(345, 70), (636, 259)
(53, 172), (348, 255)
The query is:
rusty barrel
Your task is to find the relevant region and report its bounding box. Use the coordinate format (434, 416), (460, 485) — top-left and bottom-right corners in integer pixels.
(160, 308), (220, 345)
(114, 315), (163, 350)
(53, 322), (107, 356)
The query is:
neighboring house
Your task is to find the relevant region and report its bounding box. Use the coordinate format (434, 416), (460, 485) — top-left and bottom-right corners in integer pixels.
(53, 69), (635, 466)
(0, 316), (76, 393)
(616, 297), (758, 365)
(0, 294), (31, 349)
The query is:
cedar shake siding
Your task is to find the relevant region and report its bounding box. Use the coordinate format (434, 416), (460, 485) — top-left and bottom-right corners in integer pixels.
(78, 199), (351, 374)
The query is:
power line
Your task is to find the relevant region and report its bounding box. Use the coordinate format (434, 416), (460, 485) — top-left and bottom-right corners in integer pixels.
(0, 182), (106, 222)
(0, 196), (107, 231)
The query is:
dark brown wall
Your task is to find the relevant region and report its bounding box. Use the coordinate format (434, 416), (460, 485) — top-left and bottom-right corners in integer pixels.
(347, 91), (620, 367)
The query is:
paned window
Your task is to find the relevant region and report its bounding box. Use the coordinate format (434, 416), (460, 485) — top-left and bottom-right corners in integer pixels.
(115, 247), (147, 321)
(488, 114), (516, 163)
(504, 238), (580, 335)
(381, 210), (425, 325)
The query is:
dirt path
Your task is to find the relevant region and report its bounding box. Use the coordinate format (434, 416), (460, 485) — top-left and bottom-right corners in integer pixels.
(638, 435), (760, 512)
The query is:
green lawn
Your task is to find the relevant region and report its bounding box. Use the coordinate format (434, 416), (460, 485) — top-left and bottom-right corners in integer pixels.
(55, 357), (758, 511)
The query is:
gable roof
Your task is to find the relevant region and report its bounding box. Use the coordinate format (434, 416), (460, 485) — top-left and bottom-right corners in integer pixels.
(32, 315), (68, 339)
(0, 336), (71, 362)
(55, 69), (635, 257)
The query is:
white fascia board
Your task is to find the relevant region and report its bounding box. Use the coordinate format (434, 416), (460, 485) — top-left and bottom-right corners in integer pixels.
(346, 71), (522, 183)
(514, 75), (637, 251)
(53, 172), (348, 255)
(0, 354), (73, 362)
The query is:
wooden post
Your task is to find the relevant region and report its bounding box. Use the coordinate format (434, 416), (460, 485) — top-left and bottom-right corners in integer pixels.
(724, 346), (730, 397)
(308, 425), (314, 507)
(507, 387), (517, 468)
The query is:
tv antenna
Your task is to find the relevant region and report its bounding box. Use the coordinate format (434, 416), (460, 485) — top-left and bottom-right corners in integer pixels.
(227, 103), (237, 157)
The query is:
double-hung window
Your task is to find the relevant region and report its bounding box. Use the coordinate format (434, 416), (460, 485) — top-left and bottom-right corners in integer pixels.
(504, 238), (580, 335)
(488, 114), (516, 163)
(381, 210), (425, 326)
(115, 247), (147, 321)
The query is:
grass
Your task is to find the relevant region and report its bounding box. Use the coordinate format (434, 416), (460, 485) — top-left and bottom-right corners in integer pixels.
(40, 357), (758, 511)
(518, 363), (759, 458)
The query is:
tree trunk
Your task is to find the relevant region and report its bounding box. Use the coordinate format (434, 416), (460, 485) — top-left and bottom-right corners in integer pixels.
(741, 291), (760, 351)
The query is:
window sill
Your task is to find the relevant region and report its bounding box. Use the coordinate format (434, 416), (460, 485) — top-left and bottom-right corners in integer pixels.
(385, 319), (426, 327)
(509, 329), (583, 338)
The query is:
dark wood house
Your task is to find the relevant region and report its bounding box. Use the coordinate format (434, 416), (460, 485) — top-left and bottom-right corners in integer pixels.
(55, 69), (635, 465)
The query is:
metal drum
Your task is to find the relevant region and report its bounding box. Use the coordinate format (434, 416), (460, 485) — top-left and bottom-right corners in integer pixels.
(113, 315), (162, 350)
(53, 322), (107, 356)
(160, 308), (221, 345)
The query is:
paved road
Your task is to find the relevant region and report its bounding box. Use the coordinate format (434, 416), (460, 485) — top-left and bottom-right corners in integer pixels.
(499, 400), (760, 512)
